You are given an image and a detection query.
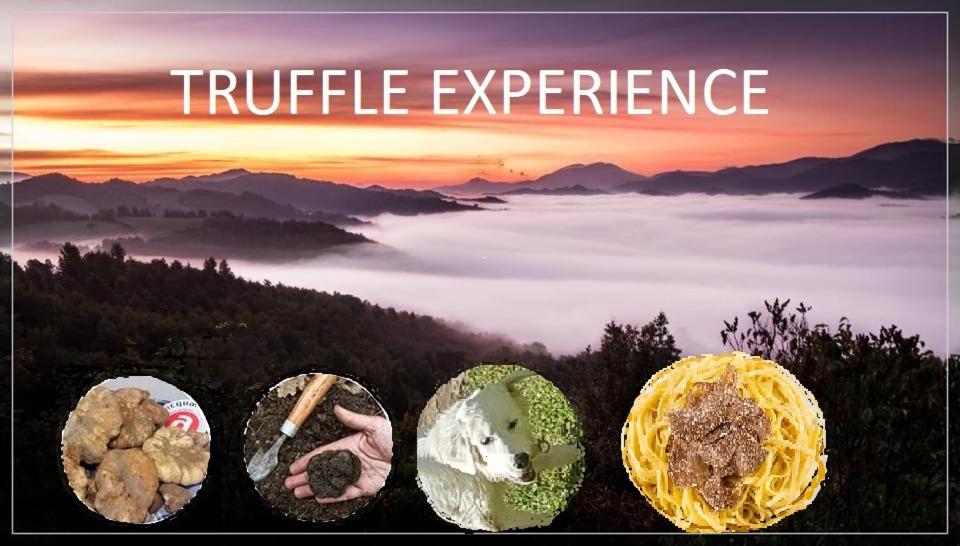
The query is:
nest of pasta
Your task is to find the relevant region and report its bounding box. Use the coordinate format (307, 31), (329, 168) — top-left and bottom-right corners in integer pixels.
(621, 352), (826, 533)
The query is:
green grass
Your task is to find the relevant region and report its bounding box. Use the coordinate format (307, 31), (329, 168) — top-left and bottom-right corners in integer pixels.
(463, 364), (585, 515)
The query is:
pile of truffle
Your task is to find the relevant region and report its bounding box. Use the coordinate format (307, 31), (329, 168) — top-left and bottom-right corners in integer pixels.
(666, 366), (771, 510)
(61, 386), (211, 523)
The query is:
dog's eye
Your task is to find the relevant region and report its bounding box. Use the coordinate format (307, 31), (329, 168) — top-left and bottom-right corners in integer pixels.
(508, 419), (518, 430)
(480, 436), (494, 446)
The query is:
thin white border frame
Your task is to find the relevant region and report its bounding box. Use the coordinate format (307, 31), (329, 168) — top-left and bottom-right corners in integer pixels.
(6, 9), (951, 536)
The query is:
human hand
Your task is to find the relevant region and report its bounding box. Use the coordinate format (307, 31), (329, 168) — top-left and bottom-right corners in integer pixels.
(283, 405), (392, 504)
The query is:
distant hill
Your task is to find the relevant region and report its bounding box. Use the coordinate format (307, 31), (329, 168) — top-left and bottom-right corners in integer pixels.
(0, 171), (32, 184)
(103, 215), (372, 261)
(456, 195), (507, 204)
(850, 139), (942, 161)
(617, 139), (946, 196)
(365, 184), (449, 200)
(709, 157), (830, 182)
(800, 183), (924, 200)
(147, 172), (474, 216)
(533, 162), (643, 190)
(500, 185), (609, 196)
(6, 173), (362, 226)
(11, 202), (89, 224)
(152, 168), (252, 184)
(7, 174), (165, 212)
(436, 162), (642, 195)
(433, 177), (536, 195)
(618, 171), (721, 195)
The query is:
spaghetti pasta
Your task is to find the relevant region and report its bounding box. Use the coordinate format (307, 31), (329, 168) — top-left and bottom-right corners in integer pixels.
(621, 352), (826, 533)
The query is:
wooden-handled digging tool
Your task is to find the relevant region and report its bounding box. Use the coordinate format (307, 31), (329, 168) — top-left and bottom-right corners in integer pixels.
(246, 373), (337, 482)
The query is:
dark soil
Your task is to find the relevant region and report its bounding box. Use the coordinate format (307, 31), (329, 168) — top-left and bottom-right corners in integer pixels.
(308, 450), (361, 499)
(243, 379), (384, 522)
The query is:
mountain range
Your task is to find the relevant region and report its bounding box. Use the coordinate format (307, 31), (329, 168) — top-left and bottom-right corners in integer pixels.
(145, 169), (473, 215)
(5, 170), (473, 223)
(435, 139), (948, 197)
(5, 139), (950, 225)
(620, 139), (945, 196)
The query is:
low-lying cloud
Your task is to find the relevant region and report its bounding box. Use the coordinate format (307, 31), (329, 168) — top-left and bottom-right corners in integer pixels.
(229, 193), (949, 357)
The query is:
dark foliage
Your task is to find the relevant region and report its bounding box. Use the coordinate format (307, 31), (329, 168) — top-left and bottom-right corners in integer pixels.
(116, 205), (153, 218)
(102, 215), (372, 261)
(553, 312), (682, 531)
(720, 299), (947, 532)
(162, 209), (206, 218)
(12, 202), (89, 225)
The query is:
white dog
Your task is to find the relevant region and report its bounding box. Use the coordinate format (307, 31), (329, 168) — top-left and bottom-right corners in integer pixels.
(417, 369), (583, 531)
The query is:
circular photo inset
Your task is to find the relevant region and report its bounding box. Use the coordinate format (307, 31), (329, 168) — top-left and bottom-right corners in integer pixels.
(416, 364), (585, 532)
(243, 373), (392, 523)
(60, 375), (211, 524)
(621, 352), (827, 533)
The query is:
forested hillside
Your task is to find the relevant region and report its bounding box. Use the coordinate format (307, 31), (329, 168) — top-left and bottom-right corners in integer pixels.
(2, 247), (952, 533)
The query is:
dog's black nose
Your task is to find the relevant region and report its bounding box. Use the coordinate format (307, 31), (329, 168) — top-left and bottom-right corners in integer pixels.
(515, 452), (530, 469)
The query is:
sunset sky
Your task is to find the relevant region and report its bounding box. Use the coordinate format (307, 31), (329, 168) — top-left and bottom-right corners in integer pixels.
(13, 13), (948, 187)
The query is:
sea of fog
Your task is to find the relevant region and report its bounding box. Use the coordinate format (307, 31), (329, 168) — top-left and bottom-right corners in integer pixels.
(9, 193), (952, 356)
(234, 194), (950, 357)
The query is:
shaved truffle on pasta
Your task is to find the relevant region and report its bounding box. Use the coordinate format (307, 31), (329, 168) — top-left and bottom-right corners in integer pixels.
(665, 366), (771, 510)
(621, 352), (826, 533)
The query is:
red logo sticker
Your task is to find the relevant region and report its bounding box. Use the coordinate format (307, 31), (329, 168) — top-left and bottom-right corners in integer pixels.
(166, 410), (200, 431)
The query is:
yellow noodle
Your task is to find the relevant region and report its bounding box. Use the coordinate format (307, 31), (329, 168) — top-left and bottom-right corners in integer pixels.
(621, 352), (827, 533)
